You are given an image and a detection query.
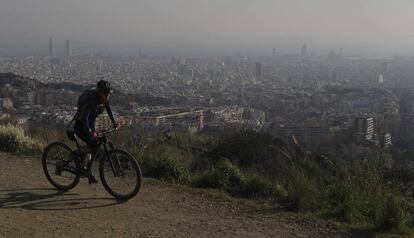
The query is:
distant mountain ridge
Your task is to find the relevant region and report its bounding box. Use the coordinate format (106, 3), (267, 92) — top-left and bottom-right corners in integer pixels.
(0, 72), (171, 107)
(0, 72), (88, 91)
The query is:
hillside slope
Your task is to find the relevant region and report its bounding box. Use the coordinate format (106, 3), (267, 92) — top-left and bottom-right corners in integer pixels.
(0, 153), (364, 238)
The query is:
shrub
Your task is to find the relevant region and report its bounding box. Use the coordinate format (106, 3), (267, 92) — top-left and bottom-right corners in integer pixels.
(331, 184), (365, 223)
(192, 160), (287, 200)
(27, 126), (66, 145)
(233, 174), (288, 199)
(216, 160), (245, 188)
(191, 169), (227, 189)
(287, 174), (322, 212)
(0, 124), (43, 155)
(191, 160), (244, 189)
(128, 142), (192, 184)
(322, 166), (409, 233)
(375, 195), (406, 232)
(0, 115), (17, 126)
(129, 146), (144, 162)
(141, 155), (189, 184)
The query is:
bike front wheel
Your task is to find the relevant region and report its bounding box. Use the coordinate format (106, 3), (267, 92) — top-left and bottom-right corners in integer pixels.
(99, 149), (142, 200)
(42, 142), (81, 191)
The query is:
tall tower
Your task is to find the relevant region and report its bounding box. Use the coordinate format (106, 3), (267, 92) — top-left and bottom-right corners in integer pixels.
(65, 40), (71, 57)
(48, 38), (54, 57)
(378, 62), (388, 84)
(380, 62), (388, 74)
(339, 47), (343, 58)
(255, 62), (262, 79)
(354, 117), (375, 141)
(301, 44), (308, 58)
(272, 48), (276, 58)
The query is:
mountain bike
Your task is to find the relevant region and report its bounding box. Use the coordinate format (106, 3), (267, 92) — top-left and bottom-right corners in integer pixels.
(42, 128), (142, 200)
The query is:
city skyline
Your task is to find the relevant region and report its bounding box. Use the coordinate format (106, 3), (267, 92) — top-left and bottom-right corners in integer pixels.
(1, 0), (414, 56)
(3, 38), (408, 59)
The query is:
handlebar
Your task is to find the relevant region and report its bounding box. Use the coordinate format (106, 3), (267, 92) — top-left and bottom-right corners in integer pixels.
(98, 128), (117, 137)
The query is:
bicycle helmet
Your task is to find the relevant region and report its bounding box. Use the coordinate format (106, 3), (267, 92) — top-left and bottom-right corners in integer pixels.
(97, 80), (112, 94)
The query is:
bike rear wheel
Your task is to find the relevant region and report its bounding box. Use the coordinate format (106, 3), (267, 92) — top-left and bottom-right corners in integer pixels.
(99, 149), (142, 200)
(42, 142), (81, 191)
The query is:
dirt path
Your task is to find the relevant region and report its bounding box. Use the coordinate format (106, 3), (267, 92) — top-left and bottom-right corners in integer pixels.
(0, 153), (365, 238)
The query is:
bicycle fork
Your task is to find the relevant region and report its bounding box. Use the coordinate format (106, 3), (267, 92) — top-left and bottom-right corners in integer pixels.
(104, 142), (124, 177)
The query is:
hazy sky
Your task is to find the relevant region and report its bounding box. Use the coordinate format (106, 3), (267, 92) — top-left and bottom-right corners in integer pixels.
(1, 0), (414, 56)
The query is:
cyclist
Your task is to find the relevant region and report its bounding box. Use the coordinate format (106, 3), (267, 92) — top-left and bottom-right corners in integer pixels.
(72, 80), (120, 183)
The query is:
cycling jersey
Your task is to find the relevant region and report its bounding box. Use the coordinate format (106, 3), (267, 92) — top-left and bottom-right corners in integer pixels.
(73, 88), (115, 148)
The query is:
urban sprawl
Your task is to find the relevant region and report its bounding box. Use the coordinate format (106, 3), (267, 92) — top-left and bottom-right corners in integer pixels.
(2, 42), (414, 150)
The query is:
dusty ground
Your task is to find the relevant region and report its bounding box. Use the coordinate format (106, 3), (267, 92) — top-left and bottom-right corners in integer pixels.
(0, 152), (368, 238)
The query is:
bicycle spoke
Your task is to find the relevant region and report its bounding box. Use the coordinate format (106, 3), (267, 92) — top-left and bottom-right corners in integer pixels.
(42, 142), (80, 190)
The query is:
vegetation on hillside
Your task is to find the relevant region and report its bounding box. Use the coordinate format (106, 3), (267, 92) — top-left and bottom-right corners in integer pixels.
(2, 121), (412, 234)
(123, 128), (413, 233)
(0, 124), (43, 155)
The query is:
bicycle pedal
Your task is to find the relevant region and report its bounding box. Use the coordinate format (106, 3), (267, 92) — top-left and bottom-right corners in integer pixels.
(79, 169), (89, 178)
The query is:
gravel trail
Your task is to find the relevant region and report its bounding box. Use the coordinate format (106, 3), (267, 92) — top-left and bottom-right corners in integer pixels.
(0, 153), (367, 238)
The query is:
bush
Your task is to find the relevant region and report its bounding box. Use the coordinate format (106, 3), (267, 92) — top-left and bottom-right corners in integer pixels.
(27, 125), (66, 145)
(191, 169), (227, 189)
(0, 124), (43, 155)
(141, 155), (189, 184)
(323, 174), (380, 225)
(375, 195), (406, 232)
(323, 168), (408, 233)
(287, 174), (322, 212)
(191, 160), (244, 190)
(192, 160), (287, 199)
(0, 115), (17, 126)
(128, 142), (191, 184)
(328, 183), (367, 223)
(234, 174), (288, 199)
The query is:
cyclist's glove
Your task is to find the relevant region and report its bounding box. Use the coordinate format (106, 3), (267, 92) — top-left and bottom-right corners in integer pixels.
(90, 131), (98, 140)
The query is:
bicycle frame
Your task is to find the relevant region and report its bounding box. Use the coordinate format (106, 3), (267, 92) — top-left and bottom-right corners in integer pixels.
(63, 128), (122, 177)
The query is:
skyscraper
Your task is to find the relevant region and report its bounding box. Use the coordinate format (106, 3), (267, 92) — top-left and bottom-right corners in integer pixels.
(272, 48), (276, 58)
(65, 40), (71, 57)
(380, 62), (388, 74)
(48, 38), (54, 57)
(378, 62), (388, 84)
(255, 62), (262, 79)
(178, 64), (186, 76)
(328, 50), (336, 60)
(354, 117), (375, 141)
(301, 44), (308, 58)
(209, 70), (216, 81)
